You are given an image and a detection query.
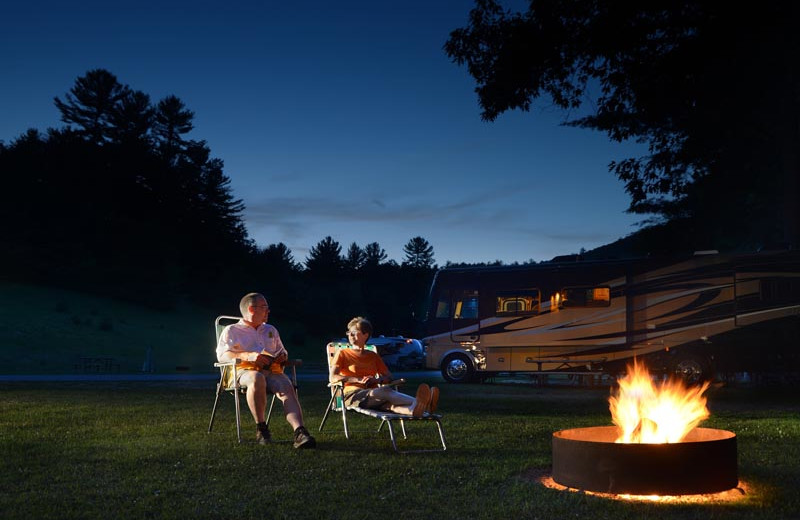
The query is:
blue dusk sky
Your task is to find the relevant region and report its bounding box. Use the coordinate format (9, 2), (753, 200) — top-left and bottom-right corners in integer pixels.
(1, 1), (647, 265)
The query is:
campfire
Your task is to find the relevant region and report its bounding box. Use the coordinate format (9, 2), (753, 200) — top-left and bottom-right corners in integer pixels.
(552, 360), (739, 496)
(610, 360), (710, 444)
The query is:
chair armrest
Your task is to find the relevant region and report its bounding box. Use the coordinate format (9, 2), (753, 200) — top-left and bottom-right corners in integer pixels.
(285, 359), (302, 368)
(214, 359), (242, 368)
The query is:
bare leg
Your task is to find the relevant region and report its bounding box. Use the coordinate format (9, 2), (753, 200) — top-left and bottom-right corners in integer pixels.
(369, 386), (415, 415)
(266, 373), (305, 430)
(240, 371), (267, 423)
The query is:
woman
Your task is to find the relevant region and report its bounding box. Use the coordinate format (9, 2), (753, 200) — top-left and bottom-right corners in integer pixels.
(329, 316), (438, 417)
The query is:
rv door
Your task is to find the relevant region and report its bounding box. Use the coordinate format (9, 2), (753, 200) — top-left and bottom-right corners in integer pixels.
(450, 289), (480, 344)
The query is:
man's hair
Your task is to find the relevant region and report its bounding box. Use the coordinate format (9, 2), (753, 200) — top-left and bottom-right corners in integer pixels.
(240, 292), (265, 316)
(347, 316), (373, 338)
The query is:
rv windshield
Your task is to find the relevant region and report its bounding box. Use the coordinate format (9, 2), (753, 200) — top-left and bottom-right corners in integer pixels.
(435, 290), (479, 319)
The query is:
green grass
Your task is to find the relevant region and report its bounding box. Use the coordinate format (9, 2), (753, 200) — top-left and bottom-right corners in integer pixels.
(1, 379), (798, 519)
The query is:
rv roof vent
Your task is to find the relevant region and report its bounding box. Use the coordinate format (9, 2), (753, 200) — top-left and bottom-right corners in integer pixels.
(693, 250), (719, 256)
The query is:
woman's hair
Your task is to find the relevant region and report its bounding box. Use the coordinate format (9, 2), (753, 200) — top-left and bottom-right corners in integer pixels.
(347, 316), (373, 338)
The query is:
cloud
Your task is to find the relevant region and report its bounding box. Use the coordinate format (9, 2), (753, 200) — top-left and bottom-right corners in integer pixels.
(244, 186), (525, 230)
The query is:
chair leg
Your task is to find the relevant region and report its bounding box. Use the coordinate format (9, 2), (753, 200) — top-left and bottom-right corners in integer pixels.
(385, 420), (399, 452)
(233, 386), (243, 444)
(341, 403), (350, 439)
(266, 394), (276, 427)
(319, 394), (338, 432)
(208, 384), (223, 433)
(434, 418), (447, 451)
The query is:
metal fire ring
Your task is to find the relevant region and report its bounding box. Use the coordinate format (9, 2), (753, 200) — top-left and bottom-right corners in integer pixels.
(552, 426), (738, 495)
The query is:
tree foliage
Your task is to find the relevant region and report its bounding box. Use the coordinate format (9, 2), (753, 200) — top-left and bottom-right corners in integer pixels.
(403, 236), (435, 268)
(2, 69), (251, 305)
(344, 242), (366, 271)
(446, 0), (800, 250)
(154, 95), (195, 163)
(305, 236), (344, 276)
(363, 242), (388, 268)
(54, 69), (130, 145)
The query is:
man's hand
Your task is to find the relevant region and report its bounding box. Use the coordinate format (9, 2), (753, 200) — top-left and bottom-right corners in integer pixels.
(253, 353), (274, 370)
(273, 351), (288, 365)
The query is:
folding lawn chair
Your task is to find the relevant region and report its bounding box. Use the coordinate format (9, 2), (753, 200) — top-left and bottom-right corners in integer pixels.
(207, 315), (302, 443)
(318, 341), (446, 453)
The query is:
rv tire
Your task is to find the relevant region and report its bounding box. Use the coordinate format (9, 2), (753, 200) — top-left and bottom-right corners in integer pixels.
(441, 353), (475, 384)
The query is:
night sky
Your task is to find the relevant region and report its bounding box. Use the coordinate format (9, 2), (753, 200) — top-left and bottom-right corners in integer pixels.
(1, 1), (646, 264)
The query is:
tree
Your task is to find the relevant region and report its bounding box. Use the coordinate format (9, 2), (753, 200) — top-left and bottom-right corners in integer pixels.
(402, 236), (435, 269)
(446, 1), (800, 250)
(108, 89), (154, 144)
(305, 236), (344, 275)
(259, 243), (300, 272)
(344, 242), (366, 271)
(363, 242), (388, 268)
(154, 95), (194, 163)
(54, 69), (129, 144)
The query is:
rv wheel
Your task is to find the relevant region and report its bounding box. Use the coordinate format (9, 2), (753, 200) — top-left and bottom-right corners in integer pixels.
(670, 354), (712, 385)
(441, 353), (475, 383)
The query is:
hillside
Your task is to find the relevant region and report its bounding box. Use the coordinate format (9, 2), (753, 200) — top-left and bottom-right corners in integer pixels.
(0, 282), (324, 375)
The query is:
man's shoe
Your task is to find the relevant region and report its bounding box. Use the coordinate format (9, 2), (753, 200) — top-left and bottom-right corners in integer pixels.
(293, 426), (316, 449)
(412, 384), (431, 417)
(256, 427), (272, 445)
(428, 386), (439, 414)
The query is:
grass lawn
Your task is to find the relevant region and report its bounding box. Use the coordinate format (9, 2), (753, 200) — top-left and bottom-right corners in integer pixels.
(1, 377), (798, 519)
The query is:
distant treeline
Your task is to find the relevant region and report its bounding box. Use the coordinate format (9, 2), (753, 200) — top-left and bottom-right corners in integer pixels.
(0, 69), (439, 336)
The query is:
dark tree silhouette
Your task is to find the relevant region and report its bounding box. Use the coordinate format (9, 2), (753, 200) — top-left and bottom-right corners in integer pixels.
(446, 0), (800, 250)
(363, 242), (388, 268)
(259, 243), (300, 272)
(109, 89), (154, 144)
(344, 242), (366, 271)
(305, 236), (344, 275)
(54, 69), (129, 144)
(402, 236), (435, 269)
(2, 69), (254, 306)
(154, 95), (194, 163)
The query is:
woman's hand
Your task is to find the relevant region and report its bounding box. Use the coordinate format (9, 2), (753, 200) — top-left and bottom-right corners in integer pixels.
(358, 375), (378, 386)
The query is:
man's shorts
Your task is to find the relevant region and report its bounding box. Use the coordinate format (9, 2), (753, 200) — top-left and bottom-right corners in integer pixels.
(239, 368), (294, 395)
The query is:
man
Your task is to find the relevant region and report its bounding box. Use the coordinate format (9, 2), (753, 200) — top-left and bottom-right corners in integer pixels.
(216, 292), (316, 449)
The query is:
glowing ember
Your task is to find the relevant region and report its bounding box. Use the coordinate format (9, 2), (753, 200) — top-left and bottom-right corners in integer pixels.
(609, 360), (710, 443)
(539, 474), (748, 503)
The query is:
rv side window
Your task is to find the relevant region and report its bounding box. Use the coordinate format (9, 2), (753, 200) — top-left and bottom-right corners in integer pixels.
(434, 292), (451, 319)
(453, 290), (479, 319)
(495, 290), (540, 315)
(561, 286), (611, 307)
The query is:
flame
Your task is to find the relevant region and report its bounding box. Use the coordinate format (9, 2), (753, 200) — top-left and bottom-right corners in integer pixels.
(609, 360), (710, 443)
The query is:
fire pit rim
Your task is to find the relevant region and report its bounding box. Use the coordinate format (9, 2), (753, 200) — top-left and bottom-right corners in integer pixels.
(552, 425), (736, 444)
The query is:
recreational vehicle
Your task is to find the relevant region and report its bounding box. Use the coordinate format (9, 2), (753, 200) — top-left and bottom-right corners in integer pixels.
(422, 250), (800, 383)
